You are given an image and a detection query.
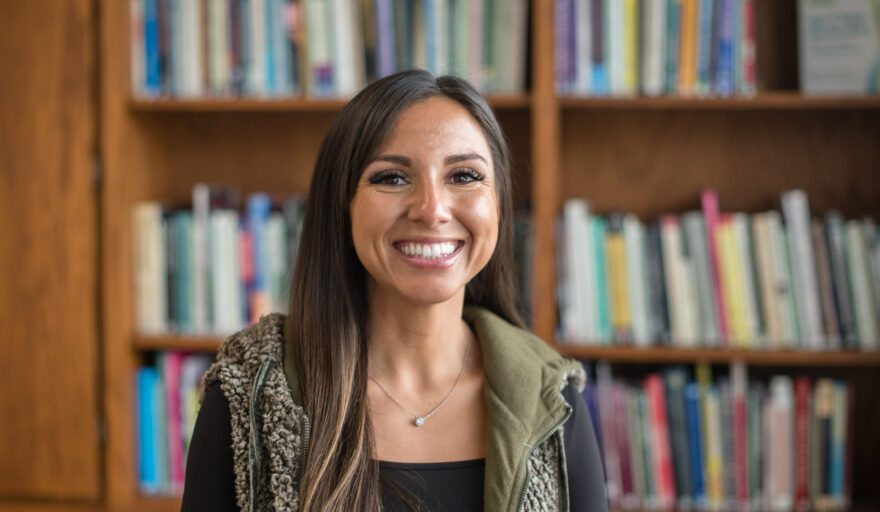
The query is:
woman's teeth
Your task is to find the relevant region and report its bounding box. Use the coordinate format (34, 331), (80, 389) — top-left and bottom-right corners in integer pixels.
(398, 242), (457, 259)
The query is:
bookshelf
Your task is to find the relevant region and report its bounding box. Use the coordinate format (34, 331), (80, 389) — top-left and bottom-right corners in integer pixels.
(100, 0), (880, 510)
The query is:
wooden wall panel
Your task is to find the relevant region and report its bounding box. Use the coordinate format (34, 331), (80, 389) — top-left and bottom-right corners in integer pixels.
(0, 0), (100, 501)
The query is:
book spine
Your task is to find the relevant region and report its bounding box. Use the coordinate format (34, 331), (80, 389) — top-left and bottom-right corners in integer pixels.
(684, 212), (720, 346)
(137, 367), (160, 493)
(614, 384), (636, 505)
(664, 0), (681, 95)
(695, 0), (714, 95)
(678, 0), (697, 96)
(607, 213), (631, 342)
(597, 362), (621, 505)
(845, 220), (878, 348)
(665, 368), (693, 507)
(813, 219), (842, 348)
(627, 387), (647, 505)
(714, 0), (733, 96)
(625, 214), (651, 346)
(590, 0), (608, 94)
(646, 373), (676, 508)
(794, 377), (811, 511)
(701, 189), (729, 345)
(684, 381), (706, 507)
(825, 212), (857, 347)
(594, 216), (612, 343)
(782, 189), (824, 349)
(647, 221), (670, 343)
(731, 361), (749, 508)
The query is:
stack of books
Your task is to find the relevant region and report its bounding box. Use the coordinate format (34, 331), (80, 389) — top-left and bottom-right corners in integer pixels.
(585, 361), (853, 511)
(136, 352), (214, 495)
(555, 0), (757, 97)
(130, 0), (529, 99)
(133, 184), (306, 336)
(557, 189), (880, 350)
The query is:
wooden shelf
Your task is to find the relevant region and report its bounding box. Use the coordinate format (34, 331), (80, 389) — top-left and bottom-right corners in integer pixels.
(134, 334), (223, 352)
(556, 344), (880, 366)
(131, 496), (180, 512)
(559, 92), (880, 110)
(129, 93), (531, 112)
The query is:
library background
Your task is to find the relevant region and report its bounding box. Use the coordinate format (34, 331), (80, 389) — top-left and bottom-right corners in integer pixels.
(2, 0), (879, 511)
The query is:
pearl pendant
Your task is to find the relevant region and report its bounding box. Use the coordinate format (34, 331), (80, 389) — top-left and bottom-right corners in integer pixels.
(414, 417), (425, 427)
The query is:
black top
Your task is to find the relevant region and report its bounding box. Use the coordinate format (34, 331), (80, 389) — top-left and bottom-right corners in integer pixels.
(181, 383), (607, 511)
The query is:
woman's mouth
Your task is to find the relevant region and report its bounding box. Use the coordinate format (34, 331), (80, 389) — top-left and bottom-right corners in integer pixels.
(393, 240), (464, 266)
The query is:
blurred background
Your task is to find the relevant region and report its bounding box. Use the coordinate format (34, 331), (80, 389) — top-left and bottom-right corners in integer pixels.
(1, 0), (879, 511)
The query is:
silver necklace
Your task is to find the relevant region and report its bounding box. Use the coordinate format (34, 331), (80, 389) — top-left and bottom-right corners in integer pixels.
(368, 340), (471, 427)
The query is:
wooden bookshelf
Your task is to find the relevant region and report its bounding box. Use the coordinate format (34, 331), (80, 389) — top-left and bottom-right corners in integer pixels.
(556, 345), (880, 366)
(97, 0), (880, 510)
(129, 94), (532, 112)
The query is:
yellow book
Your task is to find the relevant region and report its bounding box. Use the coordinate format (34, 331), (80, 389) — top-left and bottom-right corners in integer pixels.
(717, 216), (749, 346)
(606, 215), (631, 341)
(678, 0), (698, 96)
(696, 362), (723, 506)
(624, 0), (639, 95)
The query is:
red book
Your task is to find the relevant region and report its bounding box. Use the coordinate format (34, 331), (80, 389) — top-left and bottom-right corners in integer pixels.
(732, 362), (749, 508)
(794, 377), (811, 511)
(613, 384), (635, 505)
(701, 189), (728, 345)
(646, 374), (676, 509)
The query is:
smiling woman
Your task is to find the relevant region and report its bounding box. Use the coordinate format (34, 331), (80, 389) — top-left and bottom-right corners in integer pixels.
(180, 70), (608, 512)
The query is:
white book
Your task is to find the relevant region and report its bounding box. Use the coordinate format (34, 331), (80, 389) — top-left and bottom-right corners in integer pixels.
(133, 202), (168, 334)
(607, 0), (626, 96)
(661, 217), (697, 344)
(331, 0), (358, 97)
(642, 0), (666, 96)
(562, 200), (594, 343)
(781, 190), (824, 349)
(266, 212), (289, 314)
(211, 210), (243, 334)
(208, 0), (231, 95)
(575, 0), (593, 95)
(305, 0), (333, 96)
(624, 214), (650, 346)
(179, 0), (204, 97)
(192, 184), (210, 333)
(846, 220), (878, 348)
(732, 213), (760, 346)
(797, 0), (880, 95)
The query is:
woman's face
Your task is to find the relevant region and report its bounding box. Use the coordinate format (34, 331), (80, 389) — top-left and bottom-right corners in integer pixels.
(350, 96), (499, 306)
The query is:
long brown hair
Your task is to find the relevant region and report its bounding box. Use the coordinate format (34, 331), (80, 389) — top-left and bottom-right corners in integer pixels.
(287, 70), (523, 510)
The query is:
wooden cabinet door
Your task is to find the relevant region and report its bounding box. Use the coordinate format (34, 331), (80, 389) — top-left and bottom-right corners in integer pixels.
(0, 0), (101, 501)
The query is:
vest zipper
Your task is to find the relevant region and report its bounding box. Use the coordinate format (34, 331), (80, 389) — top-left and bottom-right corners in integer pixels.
(298, 409), (311, 497)
(516, 404), (573, 512)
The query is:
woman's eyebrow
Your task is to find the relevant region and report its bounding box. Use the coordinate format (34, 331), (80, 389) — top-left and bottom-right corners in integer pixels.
(369, 154), (411, 166)
(445, 153), (487, 165)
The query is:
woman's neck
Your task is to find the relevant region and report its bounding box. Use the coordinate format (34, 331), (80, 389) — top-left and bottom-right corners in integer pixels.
(365, 289), (474, 392)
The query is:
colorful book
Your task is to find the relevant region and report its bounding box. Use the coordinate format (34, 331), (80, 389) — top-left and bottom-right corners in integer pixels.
(607, 213), (631, 342)
(701, 189), (729, 345)
(646, 373), (676, 508)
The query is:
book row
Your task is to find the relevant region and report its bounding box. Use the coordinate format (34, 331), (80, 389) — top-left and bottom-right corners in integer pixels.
(133, 185), (305, 335)
(130, 0), (528, 99)
(558, 189), (880, 350)
(555, 0), (757, 98)
(133, 185), (534, 335)
(136, 352), (214, 495)
(585, 361), (853, 511)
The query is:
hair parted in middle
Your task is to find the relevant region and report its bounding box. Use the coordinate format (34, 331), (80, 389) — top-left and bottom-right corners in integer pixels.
(286, 69), (522, 510)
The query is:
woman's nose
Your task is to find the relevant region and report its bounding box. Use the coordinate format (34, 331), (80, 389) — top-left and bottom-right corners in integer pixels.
(407, 179), (451, 227)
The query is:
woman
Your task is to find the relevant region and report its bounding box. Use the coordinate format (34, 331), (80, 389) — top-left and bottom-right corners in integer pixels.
(181, 70), (607, 511)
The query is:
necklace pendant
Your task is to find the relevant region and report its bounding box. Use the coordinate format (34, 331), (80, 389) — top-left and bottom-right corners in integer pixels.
(414, 417), (425, 427)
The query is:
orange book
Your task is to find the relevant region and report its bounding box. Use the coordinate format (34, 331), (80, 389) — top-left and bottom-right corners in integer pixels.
(678, 0), (698, 96)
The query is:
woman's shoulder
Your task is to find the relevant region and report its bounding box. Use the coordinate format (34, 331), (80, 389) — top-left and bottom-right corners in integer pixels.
(201, 313), (288, 399)
(463, 306), (585, 393)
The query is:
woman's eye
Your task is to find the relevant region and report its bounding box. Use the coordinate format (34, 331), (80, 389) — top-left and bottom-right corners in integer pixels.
(451, 169), (485, 184)
(369, 171), (407, 186)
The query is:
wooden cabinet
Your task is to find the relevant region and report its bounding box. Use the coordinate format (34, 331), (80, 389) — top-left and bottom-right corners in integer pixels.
(0, 0), (101, 504)
(99, 0), (880, 509)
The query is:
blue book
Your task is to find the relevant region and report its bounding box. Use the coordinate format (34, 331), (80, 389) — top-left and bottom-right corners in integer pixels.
(137, 367), (160, 494)
(713, 0), (734, 96)
(696, 0), (714, 94)
(264, 0), (277, 95)
(664, 0), (681, 95)
(143, 0), (161, 95)
(580, 363), (606, 477)
(376, 0), (396, 78)
(247, 194), (271, 321)
(665, 367), (693, 505)
(685, 381), (706, 505)
(593, 216), (611, 342)
(422, 0), (436, 74)
(590, 0), (608, 95)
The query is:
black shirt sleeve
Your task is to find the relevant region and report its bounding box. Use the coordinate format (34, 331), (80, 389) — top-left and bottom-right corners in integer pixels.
(180, 383), (239, 512)
(562, 384), (609, 512)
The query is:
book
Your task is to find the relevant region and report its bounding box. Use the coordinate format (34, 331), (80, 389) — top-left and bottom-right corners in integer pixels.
(665, 367), (693, 507)
(597, 361), (622, 504)
(797, 0), (880, 95)
(825, 211), (858, 348)
(845, 220), (879, 348)
(645, 373), (676, 509)
(683, 211), (720, 346)
(794, 377), (812, 511)
(137, 366), (161, 494)
(607, 213), (632, 342)
(812, 219), (842, 348)
(624, 214), (651, 346)
(133, 202), (168, 334)
(701, 189), (729, 345)
(782, 190), (824, 349)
